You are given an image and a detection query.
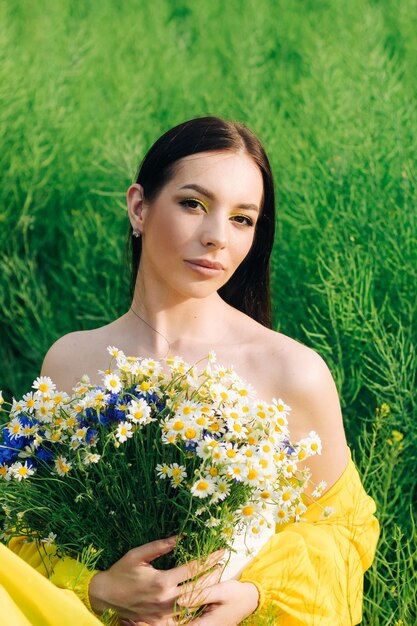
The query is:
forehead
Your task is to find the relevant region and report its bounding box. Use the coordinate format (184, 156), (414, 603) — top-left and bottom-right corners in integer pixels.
(168, 151), (264, 200)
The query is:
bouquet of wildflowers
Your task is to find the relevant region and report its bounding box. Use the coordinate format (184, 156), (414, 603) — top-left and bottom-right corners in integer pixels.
(0, 347), (323, 580)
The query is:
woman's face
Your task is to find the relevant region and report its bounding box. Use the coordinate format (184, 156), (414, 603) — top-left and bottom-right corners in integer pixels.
(128, 150), (264, 300)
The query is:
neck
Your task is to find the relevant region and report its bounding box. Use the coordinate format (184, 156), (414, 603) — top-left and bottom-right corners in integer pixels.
(127, 274), (230, 357)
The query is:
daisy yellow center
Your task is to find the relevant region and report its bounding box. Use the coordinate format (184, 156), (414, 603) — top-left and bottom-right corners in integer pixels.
(233, 423), (243, 432)
(259, 459), (269, 469)
(171, 468), (183, 478)
(109, 379), (118, 388)
(282, 491), (292, 501)
(209, 423), (220, 432)
(196, 481), (209, 491)
(196, 417), (207, 426)
(260, 491), (271, 499)
(185, 428), (197, 440)
(311, 442), (319, 451)
(12, 424), (20, 434)
(226, 449), (237, 458)
(247, 469), (258, 480)
(120, 426), (128, 435)
(133, 411), (143, 420)
(277, 509), (287, 519)
(173, 420), (184, 431)
(298, 449), (307, 460)
(242, 505), (255, 517)
(140, 381), (151, 391)
(220, 392), (228, 400)
(27, 399), (36, 407)
(245, 449), (253, 457)
(38, 383), (49, 393)
(18, 466), (28, 477)
(182, 406), (192, 415)
(51, 433), (61, 441)
(277, 404), (284, 412)
(251, 527), (260, 534)
(0, 467), (8, 476)
(59, 461), (70, 473)
(238, 389), (248, 396)
(209, 467), (218, 477)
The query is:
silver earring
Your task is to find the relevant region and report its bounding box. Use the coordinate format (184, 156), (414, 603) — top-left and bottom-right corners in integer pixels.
(132, 229), (141, 238)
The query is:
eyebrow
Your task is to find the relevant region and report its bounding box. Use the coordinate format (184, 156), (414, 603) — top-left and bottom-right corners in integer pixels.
(179, 184), (260, 212)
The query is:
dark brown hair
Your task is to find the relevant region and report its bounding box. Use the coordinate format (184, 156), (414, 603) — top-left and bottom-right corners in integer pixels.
(126, 116), (275, 328)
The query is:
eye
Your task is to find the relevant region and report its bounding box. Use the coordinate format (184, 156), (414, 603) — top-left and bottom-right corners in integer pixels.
(179, 198), (206, 211)
(231, 214), (254, 227)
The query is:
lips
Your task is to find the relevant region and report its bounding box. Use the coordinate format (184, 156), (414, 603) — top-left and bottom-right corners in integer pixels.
(185, 258), (224, 270)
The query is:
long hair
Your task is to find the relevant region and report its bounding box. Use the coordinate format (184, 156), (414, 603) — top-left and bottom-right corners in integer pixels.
(125, 116), (275, 328)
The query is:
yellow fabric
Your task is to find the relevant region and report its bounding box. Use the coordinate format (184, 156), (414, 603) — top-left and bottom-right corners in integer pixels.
(239, 447), (380, 625)
(0, 542), (101, 625)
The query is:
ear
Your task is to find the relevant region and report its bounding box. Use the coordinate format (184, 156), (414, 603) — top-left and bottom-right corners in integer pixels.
(126, 183), (148, 234)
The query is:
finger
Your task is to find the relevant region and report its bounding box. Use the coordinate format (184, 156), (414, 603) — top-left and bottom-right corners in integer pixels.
(177, 567), (223, 607)
(180, 582), (225, 610)
(130, 535), (178, 564)
(167, 550), (225, 586)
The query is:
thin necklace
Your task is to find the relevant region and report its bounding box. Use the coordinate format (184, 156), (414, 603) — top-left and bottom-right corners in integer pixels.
(129, 306), (171, 358)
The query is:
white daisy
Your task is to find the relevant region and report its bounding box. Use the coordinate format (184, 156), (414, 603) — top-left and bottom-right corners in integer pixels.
(104, 373), (122, 394)
(312, 480), (328, 498)
(54, 456), (72, 477)
(190, 476), (216, 498)
(32, 376), (56, 397)
(11, 461), (35, 481)
(41, 532), (57, 546)
(83, 452), (101, 465)
(156, 463), (170, 479)
(116, 421), (133, 443)
(128, 398), (152, 425)
(7, 417), (22, 440)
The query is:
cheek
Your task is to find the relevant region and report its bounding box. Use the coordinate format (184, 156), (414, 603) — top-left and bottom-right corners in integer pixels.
(146, 210), (194, 255)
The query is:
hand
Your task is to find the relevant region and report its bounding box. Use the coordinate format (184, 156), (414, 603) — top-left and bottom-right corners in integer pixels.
(179, 580), (260, 626)
(88, 536), (224, 626)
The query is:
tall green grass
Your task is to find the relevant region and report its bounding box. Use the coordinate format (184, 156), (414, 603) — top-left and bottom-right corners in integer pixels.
(1, 0), (416, 623)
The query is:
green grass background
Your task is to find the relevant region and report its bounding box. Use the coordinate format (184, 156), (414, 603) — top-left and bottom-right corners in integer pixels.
(0, 0), (416, 623)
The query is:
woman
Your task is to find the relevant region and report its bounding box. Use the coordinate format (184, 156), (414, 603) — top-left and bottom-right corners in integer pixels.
(8, 116), (379, 625)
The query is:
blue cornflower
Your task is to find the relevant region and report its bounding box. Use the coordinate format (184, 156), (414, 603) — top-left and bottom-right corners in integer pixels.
(98, 412), (111, 426)
(86, 428), (98, 444)
(0, 445), (18, 464)
(35, 447), (55, 463)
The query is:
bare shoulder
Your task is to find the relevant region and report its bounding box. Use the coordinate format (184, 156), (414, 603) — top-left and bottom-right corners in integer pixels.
(40, 329), (104, 394)
(240, 320), (350, 493)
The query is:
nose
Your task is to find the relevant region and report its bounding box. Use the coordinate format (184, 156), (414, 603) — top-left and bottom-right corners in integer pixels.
(200, 213), (227, 249)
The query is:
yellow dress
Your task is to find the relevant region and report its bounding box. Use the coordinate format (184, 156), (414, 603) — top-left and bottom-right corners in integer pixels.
(0, 542), (101, 625)
(7, 447), (379, 626)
